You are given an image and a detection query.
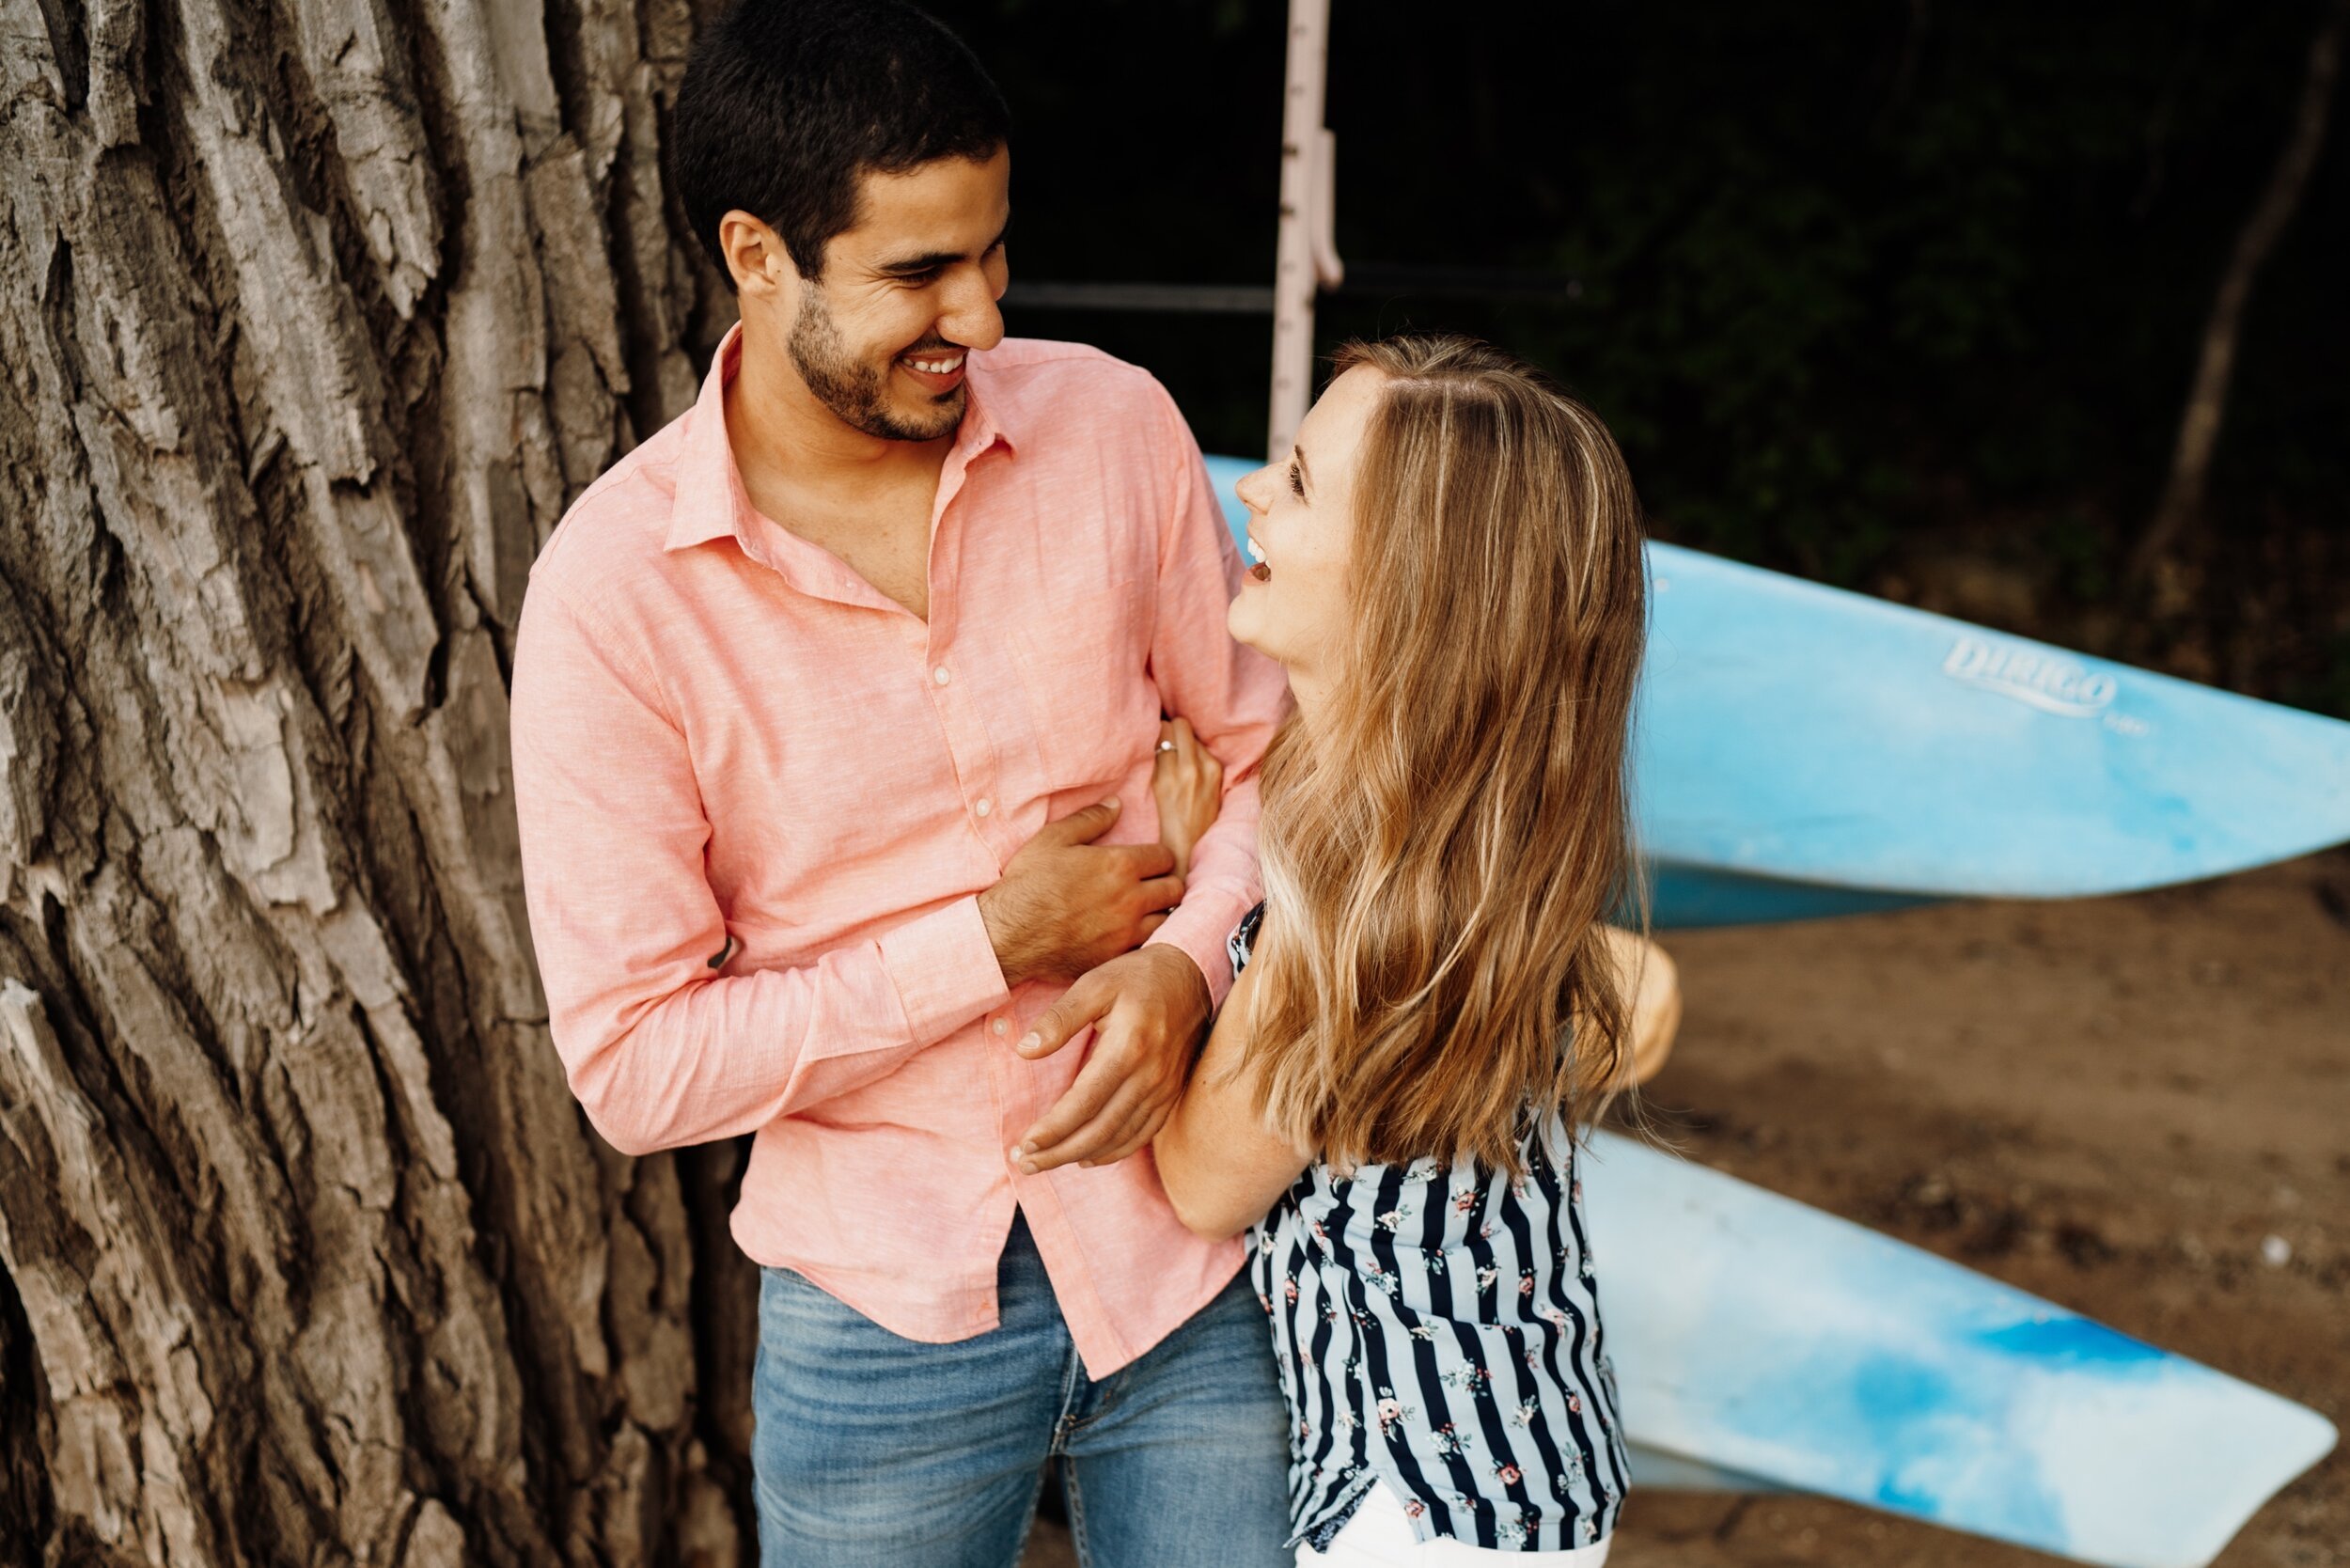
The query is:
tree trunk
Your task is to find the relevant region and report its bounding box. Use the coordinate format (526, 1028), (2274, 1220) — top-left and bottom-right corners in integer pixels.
(0, 0), (757, 1556)
(2128, 0), (2344, 592)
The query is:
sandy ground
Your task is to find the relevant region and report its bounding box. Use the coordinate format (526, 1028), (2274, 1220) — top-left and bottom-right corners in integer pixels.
(1022, 849), (2348, 1568)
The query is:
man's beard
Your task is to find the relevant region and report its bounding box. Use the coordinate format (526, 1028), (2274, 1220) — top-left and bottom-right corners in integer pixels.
(788, 288), (965, 442)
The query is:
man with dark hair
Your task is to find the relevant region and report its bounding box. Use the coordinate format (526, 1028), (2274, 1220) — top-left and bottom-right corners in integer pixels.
(509, 1), (1293, 1562)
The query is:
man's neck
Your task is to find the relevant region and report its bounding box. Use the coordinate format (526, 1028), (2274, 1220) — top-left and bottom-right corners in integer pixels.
(725, 319), (954, 507)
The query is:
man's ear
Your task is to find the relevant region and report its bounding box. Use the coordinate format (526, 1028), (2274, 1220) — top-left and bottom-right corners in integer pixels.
(718, 210), (804, 301)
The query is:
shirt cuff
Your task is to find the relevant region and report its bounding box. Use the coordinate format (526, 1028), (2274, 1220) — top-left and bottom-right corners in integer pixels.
(877, 895), (1012, 1047)
(1145, 891), (1245, 1010)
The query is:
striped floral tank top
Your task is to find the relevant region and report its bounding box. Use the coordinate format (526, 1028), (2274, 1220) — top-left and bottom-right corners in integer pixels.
(1229, 903), (1630, 1553)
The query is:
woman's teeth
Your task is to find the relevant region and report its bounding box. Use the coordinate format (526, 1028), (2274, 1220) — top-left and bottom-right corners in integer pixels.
(1246, 538), (1271, 583)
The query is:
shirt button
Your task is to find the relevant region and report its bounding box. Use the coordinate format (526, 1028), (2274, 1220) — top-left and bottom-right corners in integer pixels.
(974, 797), (992, 818)
(992, 1018), (1009, 1036)
(932, 665), (951, 685)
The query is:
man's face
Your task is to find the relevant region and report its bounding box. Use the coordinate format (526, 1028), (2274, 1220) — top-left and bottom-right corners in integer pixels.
(790, 147), (1011, 442)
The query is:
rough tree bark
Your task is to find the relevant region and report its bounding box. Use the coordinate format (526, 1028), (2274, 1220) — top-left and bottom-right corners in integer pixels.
(0, 0), (759, 1557)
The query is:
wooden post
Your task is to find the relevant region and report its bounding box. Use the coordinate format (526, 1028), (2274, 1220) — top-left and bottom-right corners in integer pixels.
(1269, 0), (1341, 461)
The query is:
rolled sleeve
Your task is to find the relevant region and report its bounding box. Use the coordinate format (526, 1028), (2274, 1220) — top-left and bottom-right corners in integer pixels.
(1145, 801), (1262, 1006)
(877, 893), (1010, 1046)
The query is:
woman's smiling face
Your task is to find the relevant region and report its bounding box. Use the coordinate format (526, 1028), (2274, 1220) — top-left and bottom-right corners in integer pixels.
(1226, 366), (1386, 691)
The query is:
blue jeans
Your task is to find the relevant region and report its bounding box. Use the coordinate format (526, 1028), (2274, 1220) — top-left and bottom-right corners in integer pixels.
(751, 1212), (1293, 1567)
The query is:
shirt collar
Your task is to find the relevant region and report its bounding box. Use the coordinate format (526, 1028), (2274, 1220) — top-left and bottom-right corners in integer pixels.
(664, 323), (1020, 557)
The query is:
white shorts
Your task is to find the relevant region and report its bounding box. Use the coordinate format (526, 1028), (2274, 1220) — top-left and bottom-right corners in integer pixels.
(1300, 1480), (1615, 1566)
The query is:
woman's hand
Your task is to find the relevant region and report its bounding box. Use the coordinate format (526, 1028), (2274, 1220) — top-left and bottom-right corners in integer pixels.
(1152, 717), (1224, 881)
(1599, 927), (1683, 1087)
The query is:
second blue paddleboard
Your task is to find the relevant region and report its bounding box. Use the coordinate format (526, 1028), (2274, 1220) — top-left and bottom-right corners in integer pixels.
(1581, 1131), (2335, 1568)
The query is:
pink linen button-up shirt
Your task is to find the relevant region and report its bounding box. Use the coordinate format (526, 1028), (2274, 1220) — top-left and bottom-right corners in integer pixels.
(509, 326), (1291, 1374)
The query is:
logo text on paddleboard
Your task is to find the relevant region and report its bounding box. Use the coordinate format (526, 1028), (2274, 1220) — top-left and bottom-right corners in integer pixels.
(1940, 635), (2119, 718)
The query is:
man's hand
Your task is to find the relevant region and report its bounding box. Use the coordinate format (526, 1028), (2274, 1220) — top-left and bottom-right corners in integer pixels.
(1008, 945), (1212, 1174)
(978, 799), (1186, 987)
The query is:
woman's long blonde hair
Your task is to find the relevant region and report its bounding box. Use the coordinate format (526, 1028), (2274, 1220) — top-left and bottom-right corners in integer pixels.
(1245, 336), (1648, 1173)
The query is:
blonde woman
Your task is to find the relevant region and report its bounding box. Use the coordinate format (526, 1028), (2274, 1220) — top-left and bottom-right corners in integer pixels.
(1149, 337), (1674, 1563)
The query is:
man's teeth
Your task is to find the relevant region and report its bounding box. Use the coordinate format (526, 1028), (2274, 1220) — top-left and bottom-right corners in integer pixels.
(905, 354), (964, 374)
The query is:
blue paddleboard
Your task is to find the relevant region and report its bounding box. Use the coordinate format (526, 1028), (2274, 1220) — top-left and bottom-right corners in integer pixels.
(1200, 455), (2350, 928)
(1579, 1131), (2336, 1568)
